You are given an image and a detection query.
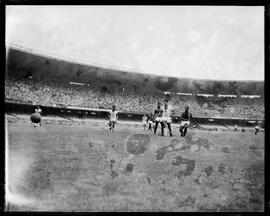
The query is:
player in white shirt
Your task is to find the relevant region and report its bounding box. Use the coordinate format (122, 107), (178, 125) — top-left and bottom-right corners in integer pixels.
(35, 106), (42, 115)
(108, 105), (118, 131)
(161, 99), (174, 137)
(255, 122), (260, 135)
(142, 114), (147, 130)
(34, 106), (42, 127)
(153, 102), (164, 135)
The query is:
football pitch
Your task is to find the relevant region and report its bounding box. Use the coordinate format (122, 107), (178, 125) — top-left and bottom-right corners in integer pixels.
(5, 115), (264, 212)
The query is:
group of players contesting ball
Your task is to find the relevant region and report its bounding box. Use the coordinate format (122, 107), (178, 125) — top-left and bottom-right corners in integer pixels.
(31, 98), (261, 136)
(108, 98), (196, 137)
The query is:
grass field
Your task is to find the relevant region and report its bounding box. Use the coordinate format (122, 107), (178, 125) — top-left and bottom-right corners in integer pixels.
(5, 115), (264, 212)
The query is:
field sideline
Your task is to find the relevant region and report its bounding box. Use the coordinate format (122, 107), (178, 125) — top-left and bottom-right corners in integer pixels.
(5, 114), (264, 211)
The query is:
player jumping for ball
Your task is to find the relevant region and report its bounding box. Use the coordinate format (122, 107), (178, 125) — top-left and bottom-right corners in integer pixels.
(161, 99), (174, 137)
(108, 105), (118, 132)
(153, 102), (164, 135)
(179, 105), (196, 137)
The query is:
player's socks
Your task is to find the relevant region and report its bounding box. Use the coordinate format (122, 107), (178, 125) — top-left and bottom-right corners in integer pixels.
(179, 127), (183, 134)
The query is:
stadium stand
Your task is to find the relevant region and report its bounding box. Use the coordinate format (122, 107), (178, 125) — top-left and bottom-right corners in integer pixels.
(5, 46), (264, 119)
(5, 77), (264, 119)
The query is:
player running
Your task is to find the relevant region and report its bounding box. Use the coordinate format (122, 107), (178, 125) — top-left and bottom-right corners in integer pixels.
(108, 105), (118, 132)
(153, 102), (164, 135)
(161, 99), (174, 137)
(179, 105), (196, 137)
(142, 114), (147, 130)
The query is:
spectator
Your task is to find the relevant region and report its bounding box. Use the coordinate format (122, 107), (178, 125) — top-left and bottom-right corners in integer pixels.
(5, 78), (264, 119)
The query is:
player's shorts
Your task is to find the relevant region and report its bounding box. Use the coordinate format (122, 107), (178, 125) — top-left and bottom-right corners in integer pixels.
(148, 121), (153, 125)
(160, 117), (172, 123)
(109, 119), (117, 125)
(143, 121), (147, 125)
(180, 120), (190, 127)
(155, 117), (161, 122)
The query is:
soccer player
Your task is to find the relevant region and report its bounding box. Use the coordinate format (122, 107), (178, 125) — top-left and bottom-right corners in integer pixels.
(161, 99), (174, 137)
(234, 124), (238, 132)
(147, 113), (154, 131)
(255, 122), (260, 135)
(142, 114), (147, 130)
(179, 105), (196, 137)
(108, 105), (118, 131)
(153, 102), (164, 135)
(34, 106), (42, 127)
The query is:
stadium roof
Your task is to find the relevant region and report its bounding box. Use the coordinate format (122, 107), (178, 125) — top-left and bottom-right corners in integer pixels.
(6, 47), (264, 96)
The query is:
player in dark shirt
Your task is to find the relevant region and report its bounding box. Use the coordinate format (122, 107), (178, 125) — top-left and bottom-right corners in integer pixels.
(179, 105), (196, 136)
(153, 102), (164, 135)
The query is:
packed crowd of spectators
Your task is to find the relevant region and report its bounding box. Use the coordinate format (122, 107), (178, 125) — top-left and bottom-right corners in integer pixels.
(5, 78), (264, 119)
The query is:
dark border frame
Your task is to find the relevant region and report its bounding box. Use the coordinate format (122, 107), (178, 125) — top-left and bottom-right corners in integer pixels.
(1, 0), (269, 215)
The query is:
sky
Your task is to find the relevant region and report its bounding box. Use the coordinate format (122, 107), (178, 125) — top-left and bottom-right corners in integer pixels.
(6, 6), (264, 81)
